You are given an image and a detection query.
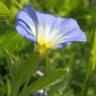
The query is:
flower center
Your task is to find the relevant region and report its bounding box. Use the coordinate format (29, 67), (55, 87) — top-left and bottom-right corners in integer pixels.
(37, 38), (52, 54)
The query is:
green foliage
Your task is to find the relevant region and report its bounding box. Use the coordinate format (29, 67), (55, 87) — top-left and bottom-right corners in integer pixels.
(11, 53), (40, 96)
(0, 78), (6, 96)
(19, 68), (67, 96)
(0, 0), (96, 96)
(91, 30), (96, 70)
(0, 1), (10, 17)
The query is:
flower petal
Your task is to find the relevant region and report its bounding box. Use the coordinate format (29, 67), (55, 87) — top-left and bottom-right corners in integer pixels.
(52, 19), (87, 47)
(35, 11), (58, 40)
(16, 6), (87, 50)
(16, 24), (35, 41)
(53, 42), (72, 49)
(16, 6), (39, 41)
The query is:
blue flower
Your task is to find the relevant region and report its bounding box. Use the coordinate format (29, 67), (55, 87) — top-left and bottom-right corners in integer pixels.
(16, 6), (87, 53)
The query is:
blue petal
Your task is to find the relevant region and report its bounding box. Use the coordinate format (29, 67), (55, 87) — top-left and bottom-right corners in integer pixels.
(37, 12), (57, 26)
(54, 19), (87, 47)
(54, 42), (72, 49)
(35, 11), (58, 34)
(60, 19), (87, 42)
(16, 6), (39, 41)
(35, 12), (67, 40)
(16, 24), (36, 41)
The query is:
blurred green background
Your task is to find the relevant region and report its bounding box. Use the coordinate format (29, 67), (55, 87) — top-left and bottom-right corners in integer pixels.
(0, 0), (96, 96)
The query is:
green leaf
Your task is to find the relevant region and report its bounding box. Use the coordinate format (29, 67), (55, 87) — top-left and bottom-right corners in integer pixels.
(48, 78), (69, 96)
(91, 30), (96, 70)
(11, 53), (40, 96)
(64, 89), (75, 96)
(19, 68), (66, 96)
(0, 78), (6, 96)
(3, 49), (13, 70)
(0, 48), (13, 71)
(6, 78), (11, 96)
(0, 1), (10, 16)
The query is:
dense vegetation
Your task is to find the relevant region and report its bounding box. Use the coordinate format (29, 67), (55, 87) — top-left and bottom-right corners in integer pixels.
(0, 0), (96, 96)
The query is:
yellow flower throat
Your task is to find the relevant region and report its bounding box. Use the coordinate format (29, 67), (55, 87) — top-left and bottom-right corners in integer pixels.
(38, 38), (52, 54)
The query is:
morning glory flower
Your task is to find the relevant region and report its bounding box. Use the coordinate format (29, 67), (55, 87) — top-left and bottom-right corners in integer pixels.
(16, 6), (87, 54)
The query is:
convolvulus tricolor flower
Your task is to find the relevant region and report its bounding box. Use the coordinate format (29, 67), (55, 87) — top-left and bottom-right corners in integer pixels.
(16, 6), (87, 54)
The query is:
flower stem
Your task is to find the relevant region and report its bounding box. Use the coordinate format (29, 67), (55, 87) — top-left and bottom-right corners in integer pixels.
(81, 63), (91, 96)
(45, 55), (49, 67)
(6, 78), (11, 96)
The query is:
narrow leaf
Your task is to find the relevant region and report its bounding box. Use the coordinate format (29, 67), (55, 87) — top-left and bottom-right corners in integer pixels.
(0, 1), (10, 16)
(11, 53), (40, 96)
(19, 69), (66, 96)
